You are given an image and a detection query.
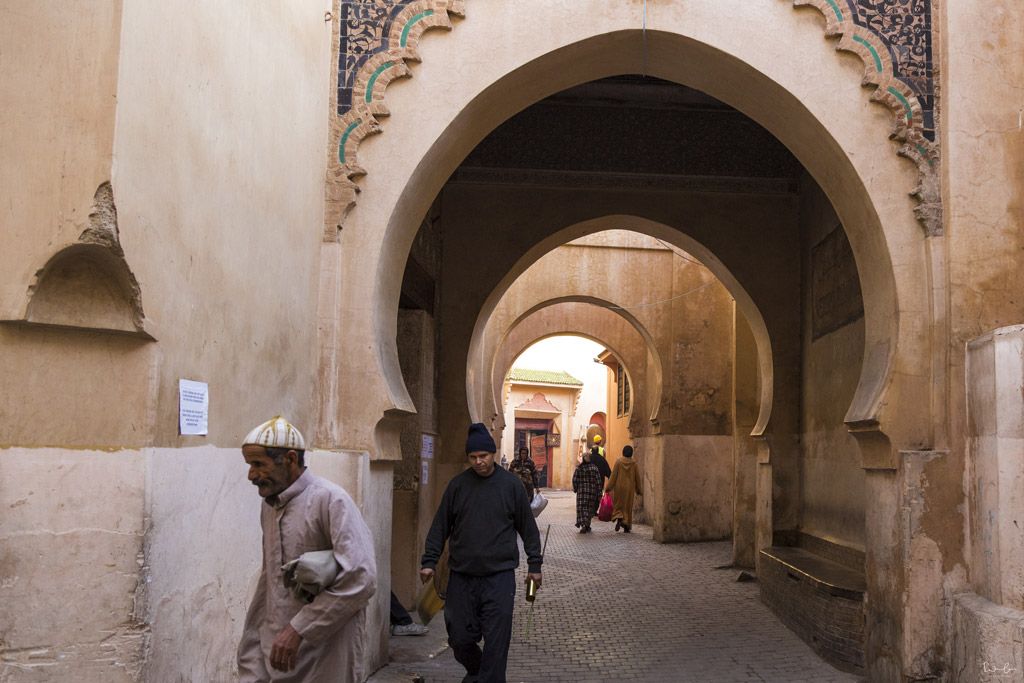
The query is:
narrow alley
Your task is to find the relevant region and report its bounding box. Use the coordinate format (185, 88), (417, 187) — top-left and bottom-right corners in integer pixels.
(372, 491), (859, 683)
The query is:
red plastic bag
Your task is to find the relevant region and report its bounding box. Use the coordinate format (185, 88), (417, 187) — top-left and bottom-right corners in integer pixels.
(598, 492), (613, 522)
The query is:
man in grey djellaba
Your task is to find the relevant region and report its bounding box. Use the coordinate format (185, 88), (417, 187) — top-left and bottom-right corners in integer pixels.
(237, 416), (378, 682)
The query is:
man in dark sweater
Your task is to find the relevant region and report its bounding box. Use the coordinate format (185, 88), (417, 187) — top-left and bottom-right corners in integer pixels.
(420, 423), (543, 683)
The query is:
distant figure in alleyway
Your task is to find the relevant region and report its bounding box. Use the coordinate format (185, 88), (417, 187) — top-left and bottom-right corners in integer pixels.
(572, 449), (603, 534)
(237, 416), (378, 683)
(420, 423), (543, 683)
(588, 444), (612, 511)
(509, 446), (540, 499)
(606, 444), (642, 533)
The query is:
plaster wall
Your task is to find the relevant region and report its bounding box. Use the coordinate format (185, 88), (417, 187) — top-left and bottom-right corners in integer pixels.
(634, 435), (734, 543)
(110, 0), (331, 447)
(141, 447), (261, 682)
(733, 308), (760, 568)
(966, 327), (1024, 609)
(951, 593), (1024, 683)
(944, 7), (1024, 673)
(0, 445), (387, 682)
(946, 1), (1024, 386)
(0, 2), (376, 677)
(605, 363), (634, 469)
(0, 2), (123, 320)
(392, 310), (437, 606)
(799, 179), (866, 551)
(0, 449), (146, 682)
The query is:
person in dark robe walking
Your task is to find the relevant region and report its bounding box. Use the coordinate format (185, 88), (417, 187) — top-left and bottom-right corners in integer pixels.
(606, 444), (642, 532)
(587, 446), (611, 517)
(572, 450), (602, 534)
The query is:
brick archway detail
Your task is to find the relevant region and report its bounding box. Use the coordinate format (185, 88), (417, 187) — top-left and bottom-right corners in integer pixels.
(327, 1), (940, 237)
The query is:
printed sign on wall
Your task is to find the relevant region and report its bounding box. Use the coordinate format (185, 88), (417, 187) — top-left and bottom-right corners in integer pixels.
(178, 379), (209, 436)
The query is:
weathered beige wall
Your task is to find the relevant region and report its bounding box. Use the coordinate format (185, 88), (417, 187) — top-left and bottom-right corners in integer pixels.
(605, 362), (633, 469)
(392, 310), (437, 607)
(111, 0), (331, 447)
(0, 449), (146, 682)
(635, 435), (734, 543)
(798, 179), (866, 551)
(942, 3), (1024, 678)
(732, 307), (759, 567)
(0, 1), (391, 679)
(949, 327), (1024, 681)
(141, 447), (261, 682)
(965, 327), (1024, 609)
(0, 2), (123, 320)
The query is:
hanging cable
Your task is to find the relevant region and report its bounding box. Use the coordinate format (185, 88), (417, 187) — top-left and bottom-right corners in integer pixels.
(605, 279), (717, 311)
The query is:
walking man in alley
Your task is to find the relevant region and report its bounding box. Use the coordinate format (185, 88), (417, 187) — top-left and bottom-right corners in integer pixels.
(420, 423), (543, 683)
(508, 446), (540, 500)
(237, 416), (378, 682)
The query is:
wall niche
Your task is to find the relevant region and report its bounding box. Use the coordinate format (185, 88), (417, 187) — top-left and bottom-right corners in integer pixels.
(6, 182), (151, 339)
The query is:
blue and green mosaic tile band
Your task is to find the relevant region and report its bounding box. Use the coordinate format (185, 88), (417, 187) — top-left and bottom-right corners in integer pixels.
(844, 0), (935, 141)
(338, 1), (419, 116)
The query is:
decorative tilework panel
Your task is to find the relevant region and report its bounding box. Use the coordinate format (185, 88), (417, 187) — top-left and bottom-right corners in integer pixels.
(845, 0), (935, 140)
(338, 0), (418, 116)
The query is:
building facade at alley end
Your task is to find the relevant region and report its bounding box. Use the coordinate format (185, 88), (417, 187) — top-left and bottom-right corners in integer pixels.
(2, 1), (1023, 681)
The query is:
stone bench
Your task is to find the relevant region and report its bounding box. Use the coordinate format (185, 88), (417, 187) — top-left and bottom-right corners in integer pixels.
(759, 543), (866, 675)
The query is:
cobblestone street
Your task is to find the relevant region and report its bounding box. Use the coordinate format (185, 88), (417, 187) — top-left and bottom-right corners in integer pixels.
(371, 490), (860, 683)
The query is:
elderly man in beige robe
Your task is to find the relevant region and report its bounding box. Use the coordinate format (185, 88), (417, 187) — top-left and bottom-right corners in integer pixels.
(237, 416), (378, 682)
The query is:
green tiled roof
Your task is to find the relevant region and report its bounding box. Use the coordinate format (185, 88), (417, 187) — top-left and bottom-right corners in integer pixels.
(507, 368), (583, 386)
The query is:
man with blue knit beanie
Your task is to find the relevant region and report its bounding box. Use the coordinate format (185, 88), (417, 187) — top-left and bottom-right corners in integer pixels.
(420, 423), (543, 683)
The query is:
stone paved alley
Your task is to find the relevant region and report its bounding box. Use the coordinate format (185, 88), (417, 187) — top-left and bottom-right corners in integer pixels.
(370, 491), (860, 683)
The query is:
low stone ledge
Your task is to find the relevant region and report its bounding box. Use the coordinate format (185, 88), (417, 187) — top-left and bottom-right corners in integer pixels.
(951, 592), (1024, 683)
(759, 546), (866, 674)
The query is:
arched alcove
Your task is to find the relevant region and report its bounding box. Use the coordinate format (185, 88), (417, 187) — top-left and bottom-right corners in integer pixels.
(20, 243), (148, 337)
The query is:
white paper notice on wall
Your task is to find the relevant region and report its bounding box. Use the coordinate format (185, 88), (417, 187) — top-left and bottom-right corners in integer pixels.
(421, 433), (435, 460)
(178, 379), (209, 436)
(421, 461), (429, 486)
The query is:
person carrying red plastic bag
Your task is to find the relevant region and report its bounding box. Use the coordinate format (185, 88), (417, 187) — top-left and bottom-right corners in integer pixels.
(597, 490), (613, 522)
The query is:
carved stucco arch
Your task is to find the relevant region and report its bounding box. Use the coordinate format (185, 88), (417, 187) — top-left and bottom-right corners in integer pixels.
(330, 1), (939, 234)
(344, 11), (929, 464)
(484, 298), (663, 437)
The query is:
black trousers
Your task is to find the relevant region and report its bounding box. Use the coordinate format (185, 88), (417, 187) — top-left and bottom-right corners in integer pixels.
(444, 570), (516, 683)
(390, 591), (413, 626)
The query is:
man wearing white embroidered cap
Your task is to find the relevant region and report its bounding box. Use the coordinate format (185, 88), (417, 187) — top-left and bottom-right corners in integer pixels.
(237, 416), (378, 682)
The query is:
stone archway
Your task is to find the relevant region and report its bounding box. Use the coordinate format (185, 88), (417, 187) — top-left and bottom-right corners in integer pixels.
(338, 23), (926, 462)
(465, 225), (762, 547)
(494, 324), (642, 489)
(326, 8), (933, 678)
(488, 302), (658, 441)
